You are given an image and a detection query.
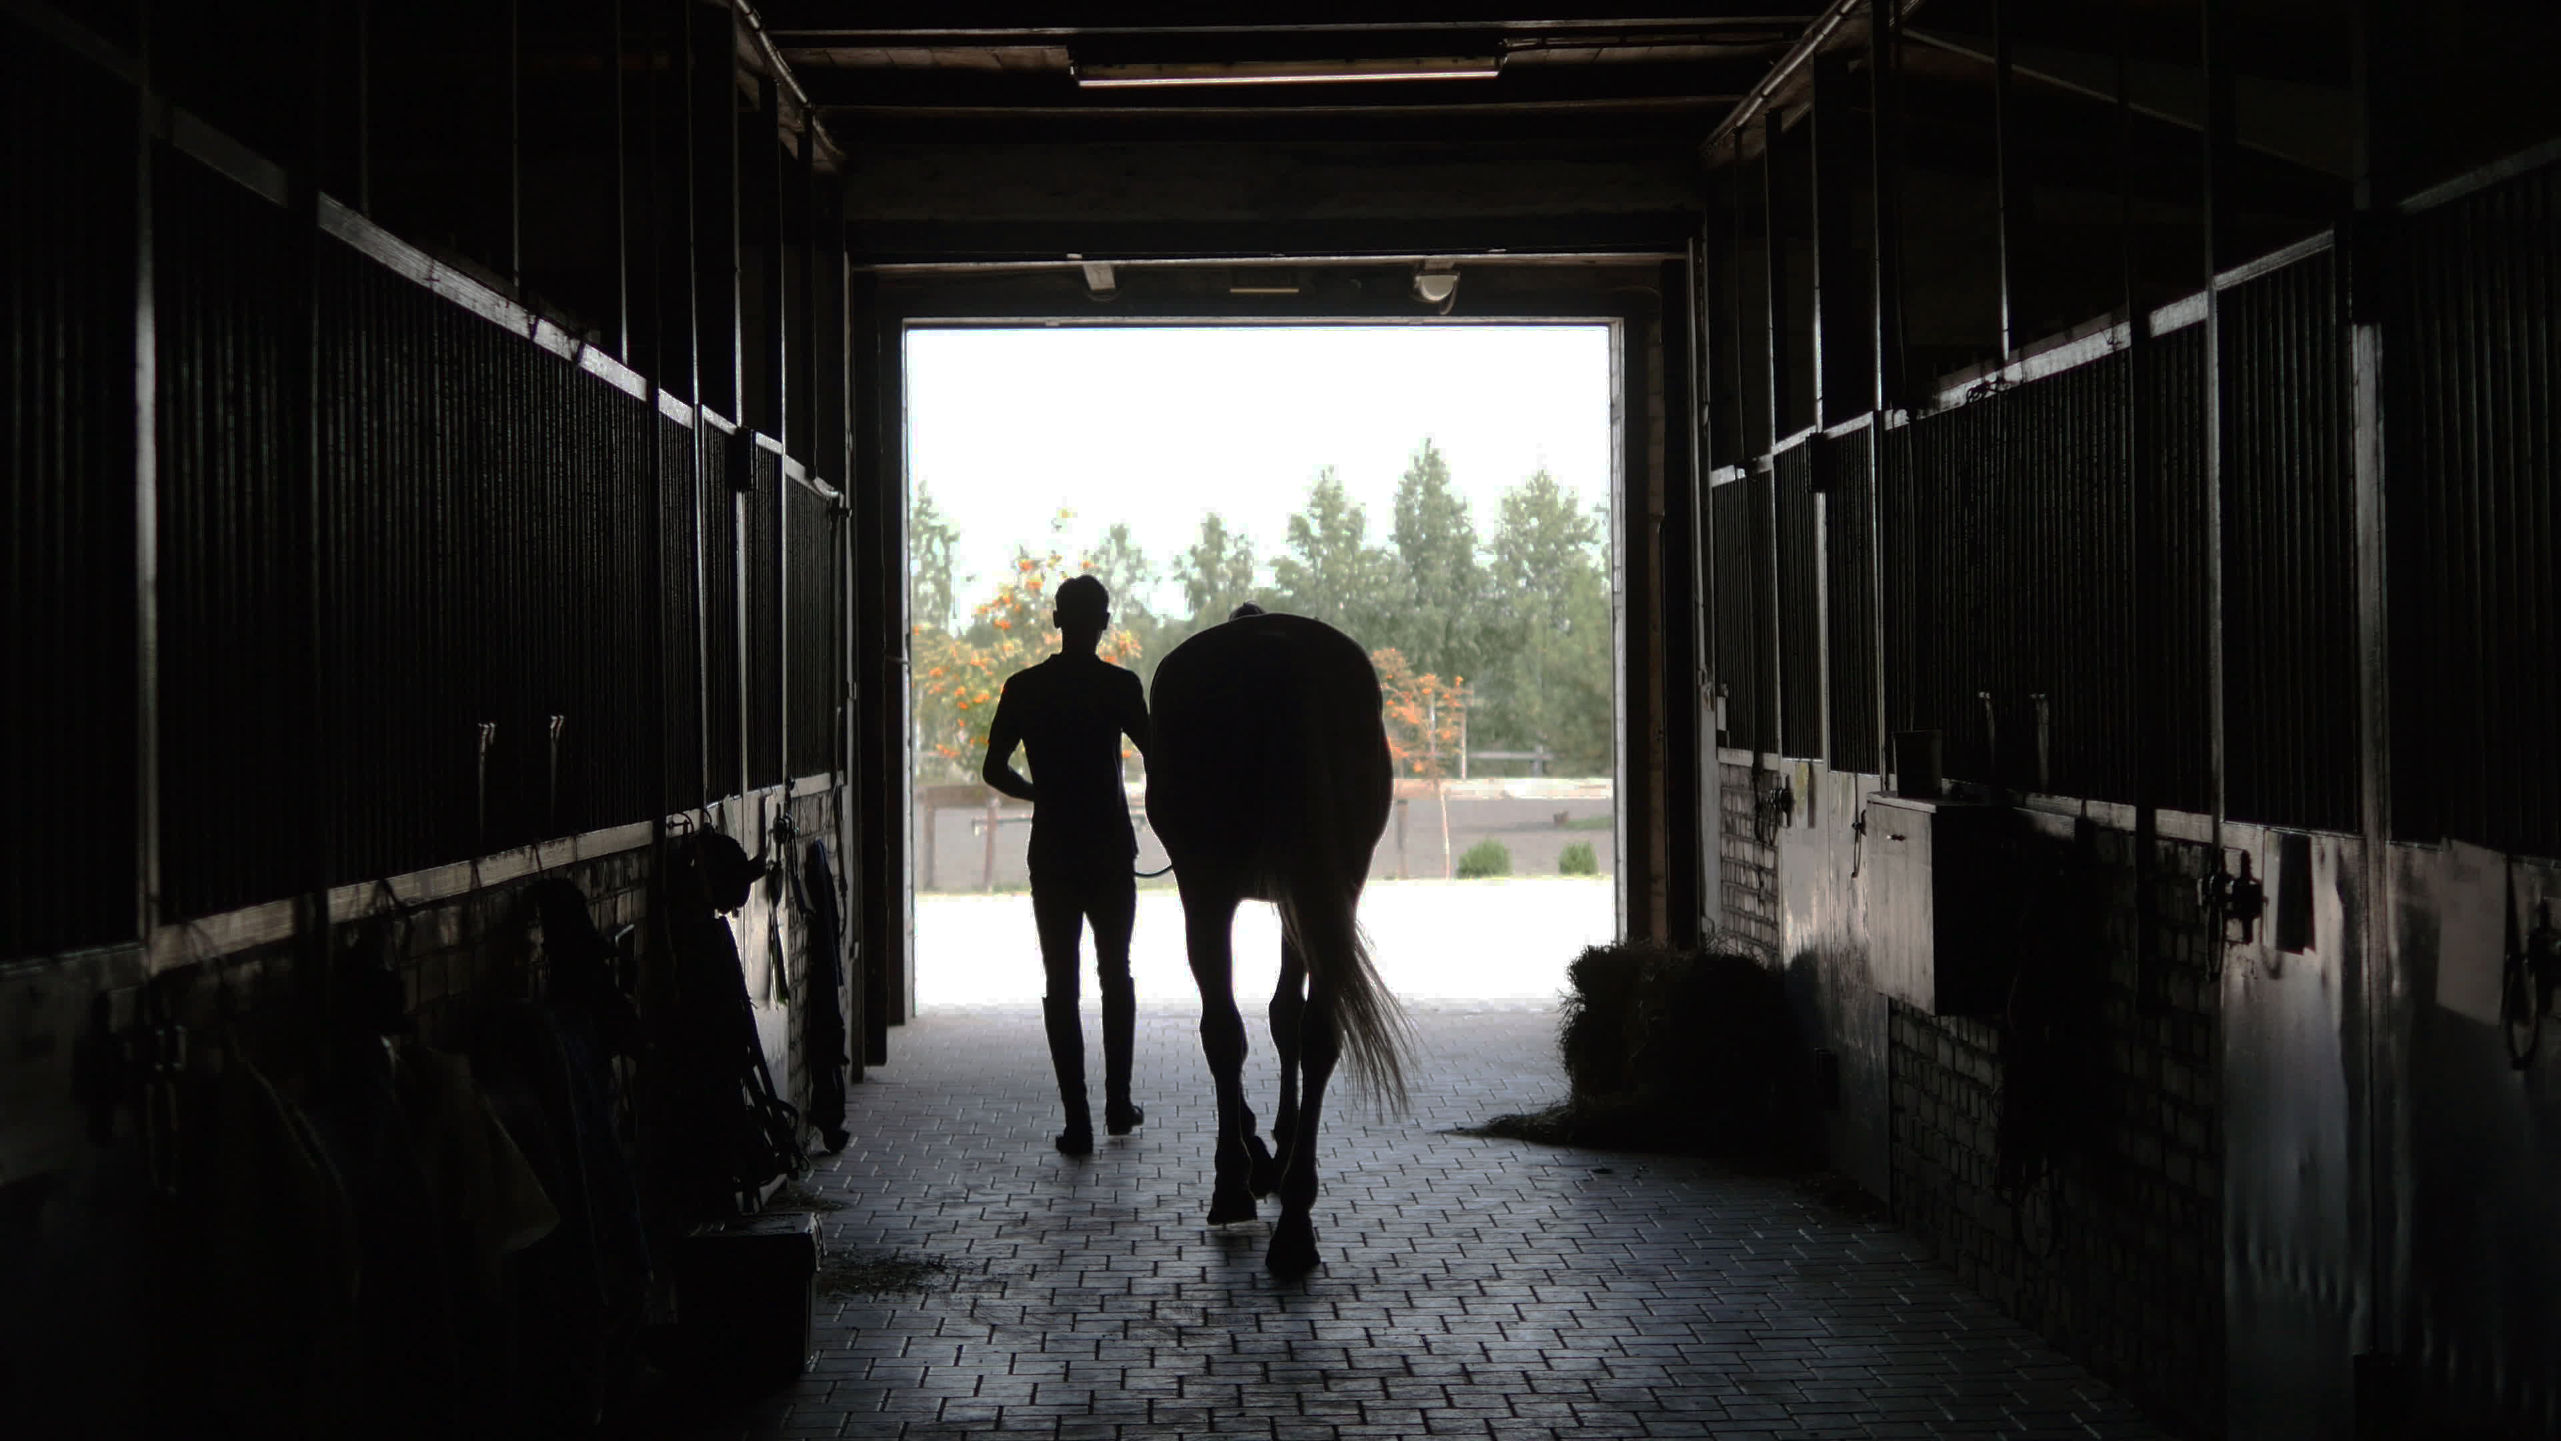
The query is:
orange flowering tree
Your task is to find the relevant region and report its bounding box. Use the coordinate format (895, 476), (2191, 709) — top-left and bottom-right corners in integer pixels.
(1371, 646), (1470, 780)
(912, 530), (1145, 783)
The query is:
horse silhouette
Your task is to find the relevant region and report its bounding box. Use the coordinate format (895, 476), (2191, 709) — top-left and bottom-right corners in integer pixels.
(1145, 607), (1414, 1275)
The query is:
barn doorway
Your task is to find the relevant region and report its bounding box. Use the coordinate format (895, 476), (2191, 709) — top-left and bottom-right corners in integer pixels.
(900, 323), (1621, 1016)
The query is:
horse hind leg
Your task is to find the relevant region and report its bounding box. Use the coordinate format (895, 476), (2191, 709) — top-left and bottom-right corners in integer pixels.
(1183, 882), (1263, 1225)
(1260, 940), (1308, 1199)
(1267, 966), (1339, 1276)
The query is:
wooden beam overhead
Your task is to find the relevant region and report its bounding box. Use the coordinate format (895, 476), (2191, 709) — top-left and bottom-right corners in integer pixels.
(755, 4), (1826, 39)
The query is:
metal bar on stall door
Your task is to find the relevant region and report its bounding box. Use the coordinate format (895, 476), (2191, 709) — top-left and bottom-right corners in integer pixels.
(641, 0), (670, 839)
(296, 2), (338, 1076)
(760, 71), (786, 443)
(684, 0), (713, 807)
(1661, 256), (1704, 949)
(1809, 54), (1851, 431)
(1869, 0), (1903, 417)
(123, 9), (163, 941)
(2119, 0), (2164, 1013)
(2346, 0), (2407, 1373)
(508, 0), (522, 288)
(702, 0), (742, 426)
(1807, 56), (1851, 765)
(1992, 0), (2017, 357)
(1867, 0), (1899, 781)
(611, 0), (629, 363)
(736, 482), (752, 809)
(798, 115), (820, 468)
(1760, 114), (1790, 759)
(1691, 229), (1722, 936)
(2202, 0), (2234, 836)
(1763, 112), (1793, 452)
(1725, 133), (1755, 465)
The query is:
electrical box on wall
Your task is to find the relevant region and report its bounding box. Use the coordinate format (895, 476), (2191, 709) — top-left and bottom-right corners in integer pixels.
(1866, 796), (2010, 1016)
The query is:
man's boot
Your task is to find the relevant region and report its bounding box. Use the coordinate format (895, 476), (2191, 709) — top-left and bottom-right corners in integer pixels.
(1044, 996), (1093, 1155)
(1101, 977), (1144, 1136)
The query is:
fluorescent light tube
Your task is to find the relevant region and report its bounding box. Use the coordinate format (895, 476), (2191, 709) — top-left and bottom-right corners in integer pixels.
(1076, 57), (1500, 89)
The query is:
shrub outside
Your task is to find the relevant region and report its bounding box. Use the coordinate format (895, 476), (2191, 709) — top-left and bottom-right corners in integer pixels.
(1559, 841), (1599, 875)
(1456, 839), (1512, 878)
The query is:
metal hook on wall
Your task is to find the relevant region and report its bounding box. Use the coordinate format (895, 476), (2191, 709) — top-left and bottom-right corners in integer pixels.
(546, 714), (567, 835)
(474, 721), (499, 853)
(1979, 691), (2001, 792)
(2031, 693), (2051, 794)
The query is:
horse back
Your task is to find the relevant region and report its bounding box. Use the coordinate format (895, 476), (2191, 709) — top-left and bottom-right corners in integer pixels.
(1145, 613), (1391, 885)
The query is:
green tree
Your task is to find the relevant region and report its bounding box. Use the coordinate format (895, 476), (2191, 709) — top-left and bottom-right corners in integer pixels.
(1087, 520), (1163, 661)
(1173, 512), (1260, 622)
(1159, 511), (1265, 663)
(1385, 438), (1487, 683)
(908, 479), (964, 634)
(914, 525), (1146, 783)
(1272, 466), (1397, 645)
(1484, 468), (1614, 775)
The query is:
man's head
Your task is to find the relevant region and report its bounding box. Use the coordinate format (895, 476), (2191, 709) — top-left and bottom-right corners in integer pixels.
(1054, 574), (1110, 637)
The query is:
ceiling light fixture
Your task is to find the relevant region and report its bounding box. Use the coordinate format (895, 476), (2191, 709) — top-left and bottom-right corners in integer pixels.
(1075, 57), (1501, 89)
(1229, 271), (1302, 296)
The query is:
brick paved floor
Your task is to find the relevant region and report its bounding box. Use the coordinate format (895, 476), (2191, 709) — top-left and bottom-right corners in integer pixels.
(687, 1000), (2172, 1440)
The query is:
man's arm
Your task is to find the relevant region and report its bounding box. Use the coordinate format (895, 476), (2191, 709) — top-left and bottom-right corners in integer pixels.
(982, 685), (1037, 803)
(1120, 670), (1151, 762)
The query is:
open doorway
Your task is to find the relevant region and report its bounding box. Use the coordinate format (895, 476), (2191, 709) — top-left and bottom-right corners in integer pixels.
(900, 324), (1620, 1013)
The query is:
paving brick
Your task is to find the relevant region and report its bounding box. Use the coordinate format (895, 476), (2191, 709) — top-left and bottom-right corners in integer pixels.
(672, 1001), (2172, 1440)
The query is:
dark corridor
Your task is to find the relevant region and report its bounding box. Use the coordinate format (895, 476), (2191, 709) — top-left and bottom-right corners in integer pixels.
(7, 3), (2561, 1438)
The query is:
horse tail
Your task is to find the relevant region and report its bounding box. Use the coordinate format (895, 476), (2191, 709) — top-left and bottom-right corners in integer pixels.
(1273, 870), (1414, 1112)
(1271, 685), (1414, 1112)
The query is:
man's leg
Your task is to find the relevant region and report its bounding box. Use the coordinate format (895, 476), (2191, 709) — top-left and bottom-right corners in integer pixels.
(1091, 870), (1142, 1135)
(1032, 880), (1093, 1153)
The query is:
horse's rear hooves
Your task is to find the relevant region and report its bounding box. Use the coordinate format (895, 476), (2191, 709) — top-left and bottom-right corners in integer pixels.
(1207, 1190), (1258, 1226)
(1265, 1213), (1320, 1276)
(1247, 1134), (1279, 1198)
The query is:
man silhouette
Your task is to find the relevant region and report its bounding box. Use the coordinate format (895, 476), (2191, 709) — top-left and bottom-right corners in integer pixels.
(982, 573), (1150, 1154)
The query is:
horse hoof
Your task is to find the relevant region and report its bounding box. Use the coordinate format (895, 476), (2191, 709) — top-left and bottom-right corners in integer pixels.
(1247, 1135), (1279, 1198)
(1265, 1213), (1319, 1276)
(1207, 1188), (1258, 1226)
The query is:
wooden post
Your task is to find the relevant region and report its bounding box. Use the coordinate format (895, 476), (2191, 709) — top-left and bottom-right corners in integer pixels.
(982, 793), (998, 892)
(1439, 781), (1454, 879)
(921, 791), (936, 893)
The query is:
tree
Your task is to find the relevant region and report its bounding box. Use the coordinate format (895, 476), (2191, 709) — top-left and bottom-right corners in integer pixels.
(1483, 468), (1614, 775)
(1089, 522), (1157, 625)
(1272, 466), (1397, 646)
(1172, 511), (1260, 623)
(1087, 520), (1165, 674)
(908, 479), (964, 634)
(912, 528), (1145, 783)
(1160, 511), (1268, 665)
(1371, 647), (1470, 780)
(1385, 438), (1486, 683)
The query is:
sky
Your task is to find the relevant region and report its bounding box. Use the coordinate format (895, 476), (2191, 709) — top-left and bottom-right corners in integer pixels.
(904, 324), (1614, 620)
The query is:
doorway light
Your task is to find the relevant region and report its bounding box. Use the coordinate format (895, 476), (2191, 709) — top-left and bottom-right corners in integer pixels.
(1075, 57), (1501, 89)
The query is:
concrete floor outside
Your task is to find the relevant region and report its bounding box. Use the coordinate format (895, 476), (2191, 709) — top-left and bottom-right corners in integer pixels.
(915, 876), (1620, 1012)
(672, 879), (2171, 1439)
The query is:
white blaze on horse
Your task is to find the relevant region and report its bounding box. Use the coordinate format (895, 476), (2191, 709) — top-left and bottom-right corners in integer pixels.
(1145, 608), (1415, 1275)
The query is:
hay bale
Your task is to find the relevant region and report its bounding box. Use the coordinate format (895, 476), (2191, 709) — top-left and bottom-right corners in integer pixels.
(1553, 939), (1797, 1154)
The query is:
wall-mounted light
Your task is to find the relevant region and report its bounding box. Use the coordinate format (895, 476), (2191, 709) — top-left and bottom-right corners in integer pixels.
(1076, 57), (1500, 89)
(1413, 259), (1459, 310)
